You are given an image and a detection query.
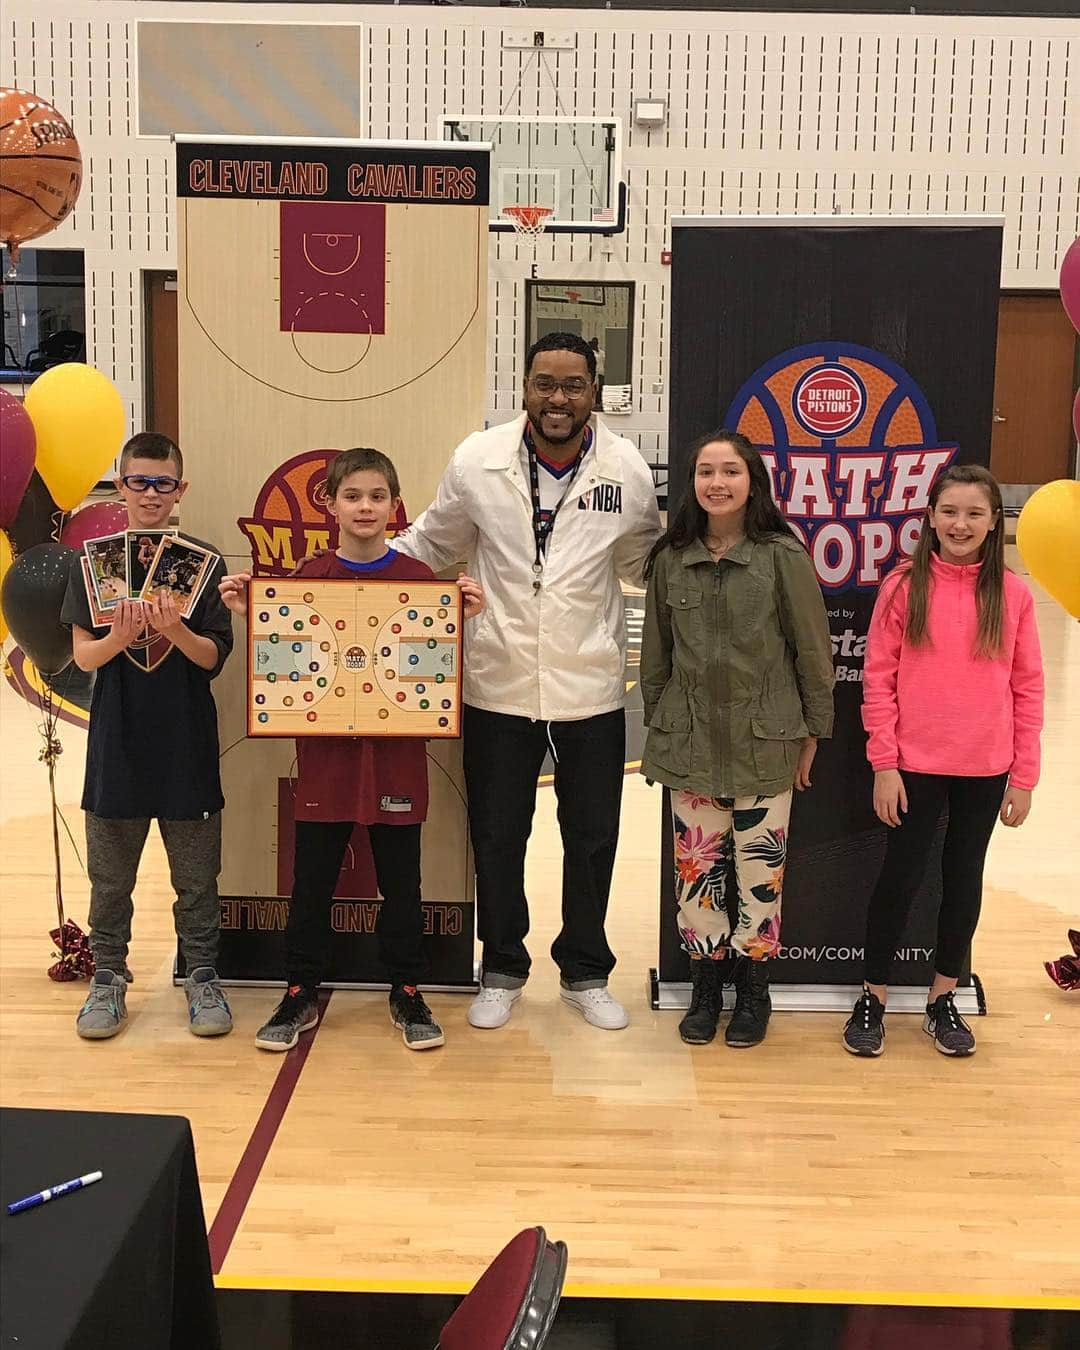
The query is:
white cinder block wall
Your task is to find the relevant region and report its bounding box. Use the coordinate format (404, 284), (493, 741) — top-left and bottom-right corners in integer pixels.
(4, 1), (1077, 465)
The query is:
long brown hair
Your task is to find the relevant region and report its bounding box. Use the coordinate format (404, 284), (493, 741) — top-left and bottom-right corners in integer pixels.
(897, 463), (1006, 657)
(644, 429), (797, 579)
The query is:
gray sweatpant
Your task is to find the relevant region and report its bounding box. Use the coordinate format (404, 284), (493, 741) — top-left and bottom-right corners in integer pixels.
(85, 812), (222, 975)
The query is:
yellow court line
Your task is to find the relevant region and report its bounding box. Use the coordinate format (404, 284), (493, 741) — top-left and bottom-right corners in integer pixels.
(212, 1274), (1080, 1311)
(540, 759), (642, 788)
(5, 656), (89, 726)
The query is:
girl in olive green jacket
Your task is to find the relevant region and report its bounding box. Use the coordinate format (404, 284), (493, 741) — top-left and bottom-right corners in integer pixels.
(641, 430), (834, 1048)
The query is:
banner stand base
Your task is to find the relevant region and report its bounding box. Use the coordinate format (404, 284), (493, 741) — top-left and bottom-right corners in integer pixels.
(650, 969), (985, 1016)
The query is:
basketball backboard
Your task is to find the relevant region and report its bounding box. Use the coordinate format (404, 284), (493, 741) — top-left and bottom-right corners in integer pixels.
(439, 115), (625, 235)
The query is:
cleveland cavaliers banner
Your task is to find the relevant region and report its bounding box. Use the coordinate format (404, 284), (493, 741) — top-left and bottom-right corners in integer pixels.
(660, 218), (1004, 1007)
(174, 138), (489, 987)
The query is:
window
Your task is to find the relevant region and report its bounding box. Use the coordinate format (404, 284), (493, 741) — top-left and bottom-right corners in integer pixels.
(1, 248), (86, 379)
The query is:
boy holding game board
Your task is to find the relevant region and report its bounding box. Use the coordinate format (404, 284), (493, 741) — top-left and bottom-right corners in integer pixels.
(220, 448), (483, 1051)
(61, 433), (234, 1040)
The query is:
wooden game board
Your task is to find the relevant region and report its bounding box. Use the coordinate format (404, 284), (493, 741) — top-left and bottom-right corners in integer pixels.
(246, 578), (463, 738)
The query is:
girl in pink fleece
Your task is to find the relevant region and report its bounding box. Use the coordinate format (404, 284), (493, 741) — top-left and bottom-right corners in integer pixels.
(843, 465), (1044, 1059)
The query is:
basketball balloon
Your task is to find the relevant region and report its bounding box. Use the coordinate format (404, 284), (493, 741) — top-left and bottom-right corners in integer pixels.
(0, 88), (82, 261)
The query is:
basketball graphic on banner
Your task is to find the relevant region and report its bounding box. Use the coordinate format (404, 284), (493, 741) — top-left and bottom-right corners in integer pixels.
(0, 88), (82, 259)
(238, 448), (409, 577)
(726, 342), (957, 591)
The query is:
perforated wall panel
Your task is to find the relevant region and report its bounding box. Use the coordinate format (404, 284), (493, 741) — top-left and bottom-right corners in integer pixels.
(5, 2), (1076, 464)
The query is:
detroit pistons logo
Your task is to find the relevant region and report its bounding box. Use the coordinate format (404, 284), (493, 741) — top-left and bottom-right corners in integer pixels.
(792, 365), (866, 439)
(238, 448), (408, 577)
(726, 342), (958, 590)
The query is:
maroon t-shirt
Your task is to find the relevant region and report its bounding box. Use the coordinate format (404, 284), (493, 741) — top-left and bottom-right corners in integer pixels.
(291, 550), (435, 825)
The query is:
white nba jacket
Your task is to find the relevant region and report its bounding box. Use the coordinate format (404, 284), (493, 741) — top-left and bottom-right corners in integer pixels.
(395, 412), (662, 722)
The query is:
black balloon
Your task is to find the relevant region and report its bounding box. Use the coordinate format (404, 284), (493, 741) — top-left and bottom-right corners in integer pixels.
(7, 470), (63, 555)
(1, 542), (76, 675)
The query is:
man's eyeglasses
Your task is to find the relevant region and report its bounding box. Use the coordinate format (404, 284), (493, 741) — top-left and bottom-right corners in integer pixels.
(528, 375), (593, 400)
(120, 474), (182, 495)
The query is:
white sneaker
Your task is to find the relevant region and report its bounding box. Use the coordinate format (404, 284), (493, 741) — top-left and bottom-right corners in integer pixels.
(560, 985), (629, 1030)
(467, 985), (522, 1029)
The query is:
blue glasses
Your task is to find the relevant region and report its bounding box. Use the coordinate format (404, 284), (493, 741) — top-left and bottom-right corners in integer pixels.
(120, 474), (182, 495)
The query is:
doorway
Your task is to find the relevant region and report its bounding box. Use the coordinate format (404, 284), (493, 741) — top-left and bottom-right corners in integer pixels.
(143, 271), (178, 446)
(990, 294), (1077, 488)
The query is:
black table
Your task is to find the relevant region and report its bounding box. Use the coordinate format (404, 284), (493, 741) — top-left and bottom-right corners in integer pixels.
(1, 1108), (220, 1349)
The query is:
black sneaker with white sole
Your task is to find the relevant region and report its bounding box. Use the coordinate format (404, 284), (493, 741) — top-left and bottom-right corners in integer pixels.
(924, 990), (975, 1056)
(843, 989), (886, 1057)
(255, 986), (319, 1051)
(390, 985), (445, 1051)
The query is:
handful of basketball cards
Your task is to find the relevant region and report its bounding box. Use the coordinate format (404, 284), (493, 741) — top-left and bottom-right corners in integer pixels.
(81, 529), (218, 625)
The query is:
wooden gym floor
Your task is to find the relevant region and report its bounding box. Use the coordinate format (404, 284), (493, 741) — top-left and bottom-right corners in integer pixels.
(0, 546), (1076, 1311)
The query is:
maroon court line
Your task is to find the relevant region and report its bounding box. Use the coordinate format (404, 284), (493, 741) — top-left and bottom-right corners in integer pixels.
(208, 989), (333, 1274)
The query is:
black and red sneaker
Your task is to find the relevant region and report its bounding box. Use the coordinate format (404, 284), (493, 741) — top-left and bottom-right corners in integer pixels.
(255, 985), (319, 1052)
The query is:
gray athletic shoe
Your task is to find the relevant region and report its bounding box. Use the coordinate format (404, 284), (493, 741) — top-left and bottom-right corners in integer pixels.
(254, 987), (319, 1052)
(76, 970), (128, 1040)
(389, 986), (445, 1051)
(185, 967), (233, 1037)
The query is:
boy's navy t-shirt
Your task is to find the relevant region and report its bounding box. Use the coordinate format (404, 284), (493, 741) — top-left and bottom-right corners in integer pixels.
(61, 539), (233, 819)
(291, 549), (435, 826)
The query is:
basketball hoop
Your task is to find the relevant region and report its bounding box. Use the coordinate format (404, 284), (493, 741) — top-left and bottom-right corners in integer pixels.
(502, 205), (553, 242)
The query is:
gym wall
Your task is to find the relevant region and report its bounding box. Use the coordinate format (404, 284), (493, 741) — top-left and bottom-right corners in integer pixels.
(3, 1), (1077, 466)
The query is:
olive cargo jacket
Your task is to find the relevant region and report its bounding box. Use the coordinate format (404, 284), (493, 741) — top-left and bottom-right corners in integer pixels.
(640, 534), (835, 798)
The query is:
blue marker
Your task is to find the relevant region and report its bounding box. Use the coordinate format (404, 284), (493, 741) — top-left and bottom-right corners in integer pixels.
(7, 1170), (102, 1215)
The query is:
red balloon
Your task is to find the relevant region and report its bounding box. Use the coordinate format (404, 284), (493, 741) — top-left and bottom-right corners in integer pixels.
(0, 389), (36, 527)
(1061, 236), (1080, 335)
(59, 500), (128, 550)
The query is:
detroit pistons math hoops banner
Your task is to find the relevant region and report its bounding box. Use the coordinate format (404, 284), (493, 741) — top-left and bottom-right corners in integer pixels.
(664, 220), (1003, 993)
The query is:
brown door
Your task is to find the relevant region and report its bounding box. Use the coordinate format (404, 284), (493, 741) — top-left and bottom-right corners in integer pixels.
(990, 295), (1077, 484)
(144, 271), (178, 446)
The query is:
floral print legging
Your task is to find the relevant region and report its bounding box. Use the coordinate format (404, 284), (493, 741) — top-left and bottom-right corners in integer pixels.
(672, 789), (792, 961)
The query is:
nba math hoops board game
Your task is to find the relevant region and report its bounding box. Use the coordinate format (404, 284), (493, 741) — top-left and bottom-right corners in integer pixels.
(246, 579), (463, 738)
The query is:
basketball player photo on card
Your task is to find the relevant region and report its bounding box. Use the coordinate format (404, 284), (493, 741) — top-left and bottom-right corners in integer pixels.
(127, 528), (175, 595)
(139, 536), (217, 616)
(82, 533), (129, 611)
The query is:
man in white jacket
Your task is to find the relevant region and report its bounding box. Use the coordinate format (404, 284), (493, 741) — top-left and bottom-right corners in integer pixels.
(396, 333), (661, 1030)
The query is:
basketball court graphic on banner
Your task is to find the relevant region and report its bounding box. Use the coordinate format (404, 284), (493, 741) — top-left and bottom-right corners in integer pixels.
(176, 138), (487, 985)
(278, 201), (387, 339)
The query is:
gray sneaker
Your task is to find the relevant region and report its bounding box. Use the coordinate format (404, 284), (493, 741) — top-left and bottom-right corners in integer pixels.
(254, 986), (319, 1052)
(389, 985), (445, 1051)
(76, 970), (128, 1040)
(185, 967), (233, 1037)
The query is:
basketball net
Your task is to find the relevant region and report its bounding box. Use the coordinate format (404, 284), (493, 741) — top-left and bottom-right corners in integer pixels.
(502, 205), (553, 243)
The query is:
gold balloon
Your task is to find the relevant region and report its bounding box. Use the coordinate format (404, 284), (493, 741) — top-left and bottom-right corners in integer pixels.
(0, 530), (13, 644)
(1015, 480), (1080, 619)
(23, 364), (126, 512)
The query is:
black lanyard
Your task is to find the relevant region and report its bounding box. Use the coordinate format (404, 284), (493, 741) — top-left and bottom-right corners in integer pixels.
(524, 423), (591, 587)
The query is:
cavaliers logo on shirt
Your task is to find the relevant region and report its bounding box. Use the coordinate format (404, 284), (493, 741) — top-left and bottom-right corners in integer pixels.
(124, 624), (174, 673)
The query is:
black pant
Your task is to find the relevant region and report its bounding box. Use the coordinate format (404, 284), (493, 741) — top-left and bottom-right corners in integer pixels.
(463, 705), (626, 985)
(285, 820), (425, 989)
(863, 771), (1008, 985)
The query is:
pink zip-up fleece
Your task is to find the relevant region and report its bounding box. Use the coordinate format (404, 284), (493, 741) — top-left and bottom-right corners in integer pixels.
(862, 553), (1044, 790)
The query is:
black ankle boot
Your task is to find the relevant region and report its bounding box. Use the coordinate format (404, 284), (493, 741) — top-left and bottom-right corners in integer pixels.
(679, 959), (723, 1044)
(725, 956), (771, 1047)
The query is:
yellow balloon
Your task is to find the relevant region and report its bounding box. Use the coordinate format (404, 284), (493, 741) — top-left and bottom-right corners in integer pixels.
(24, 363), (126, 511)
(0, 529), (13, 644)
(1016, 479), (1080, 619)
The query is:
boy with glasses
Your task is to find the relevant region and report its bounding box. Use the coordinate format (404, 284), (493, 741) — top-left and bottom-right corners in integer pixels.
(61, 433), (235, 1040)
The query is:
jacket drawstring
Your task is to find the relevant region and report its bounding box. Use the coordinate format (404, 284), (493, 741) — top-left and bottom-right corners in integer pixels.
(545, 721), (560, 765)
